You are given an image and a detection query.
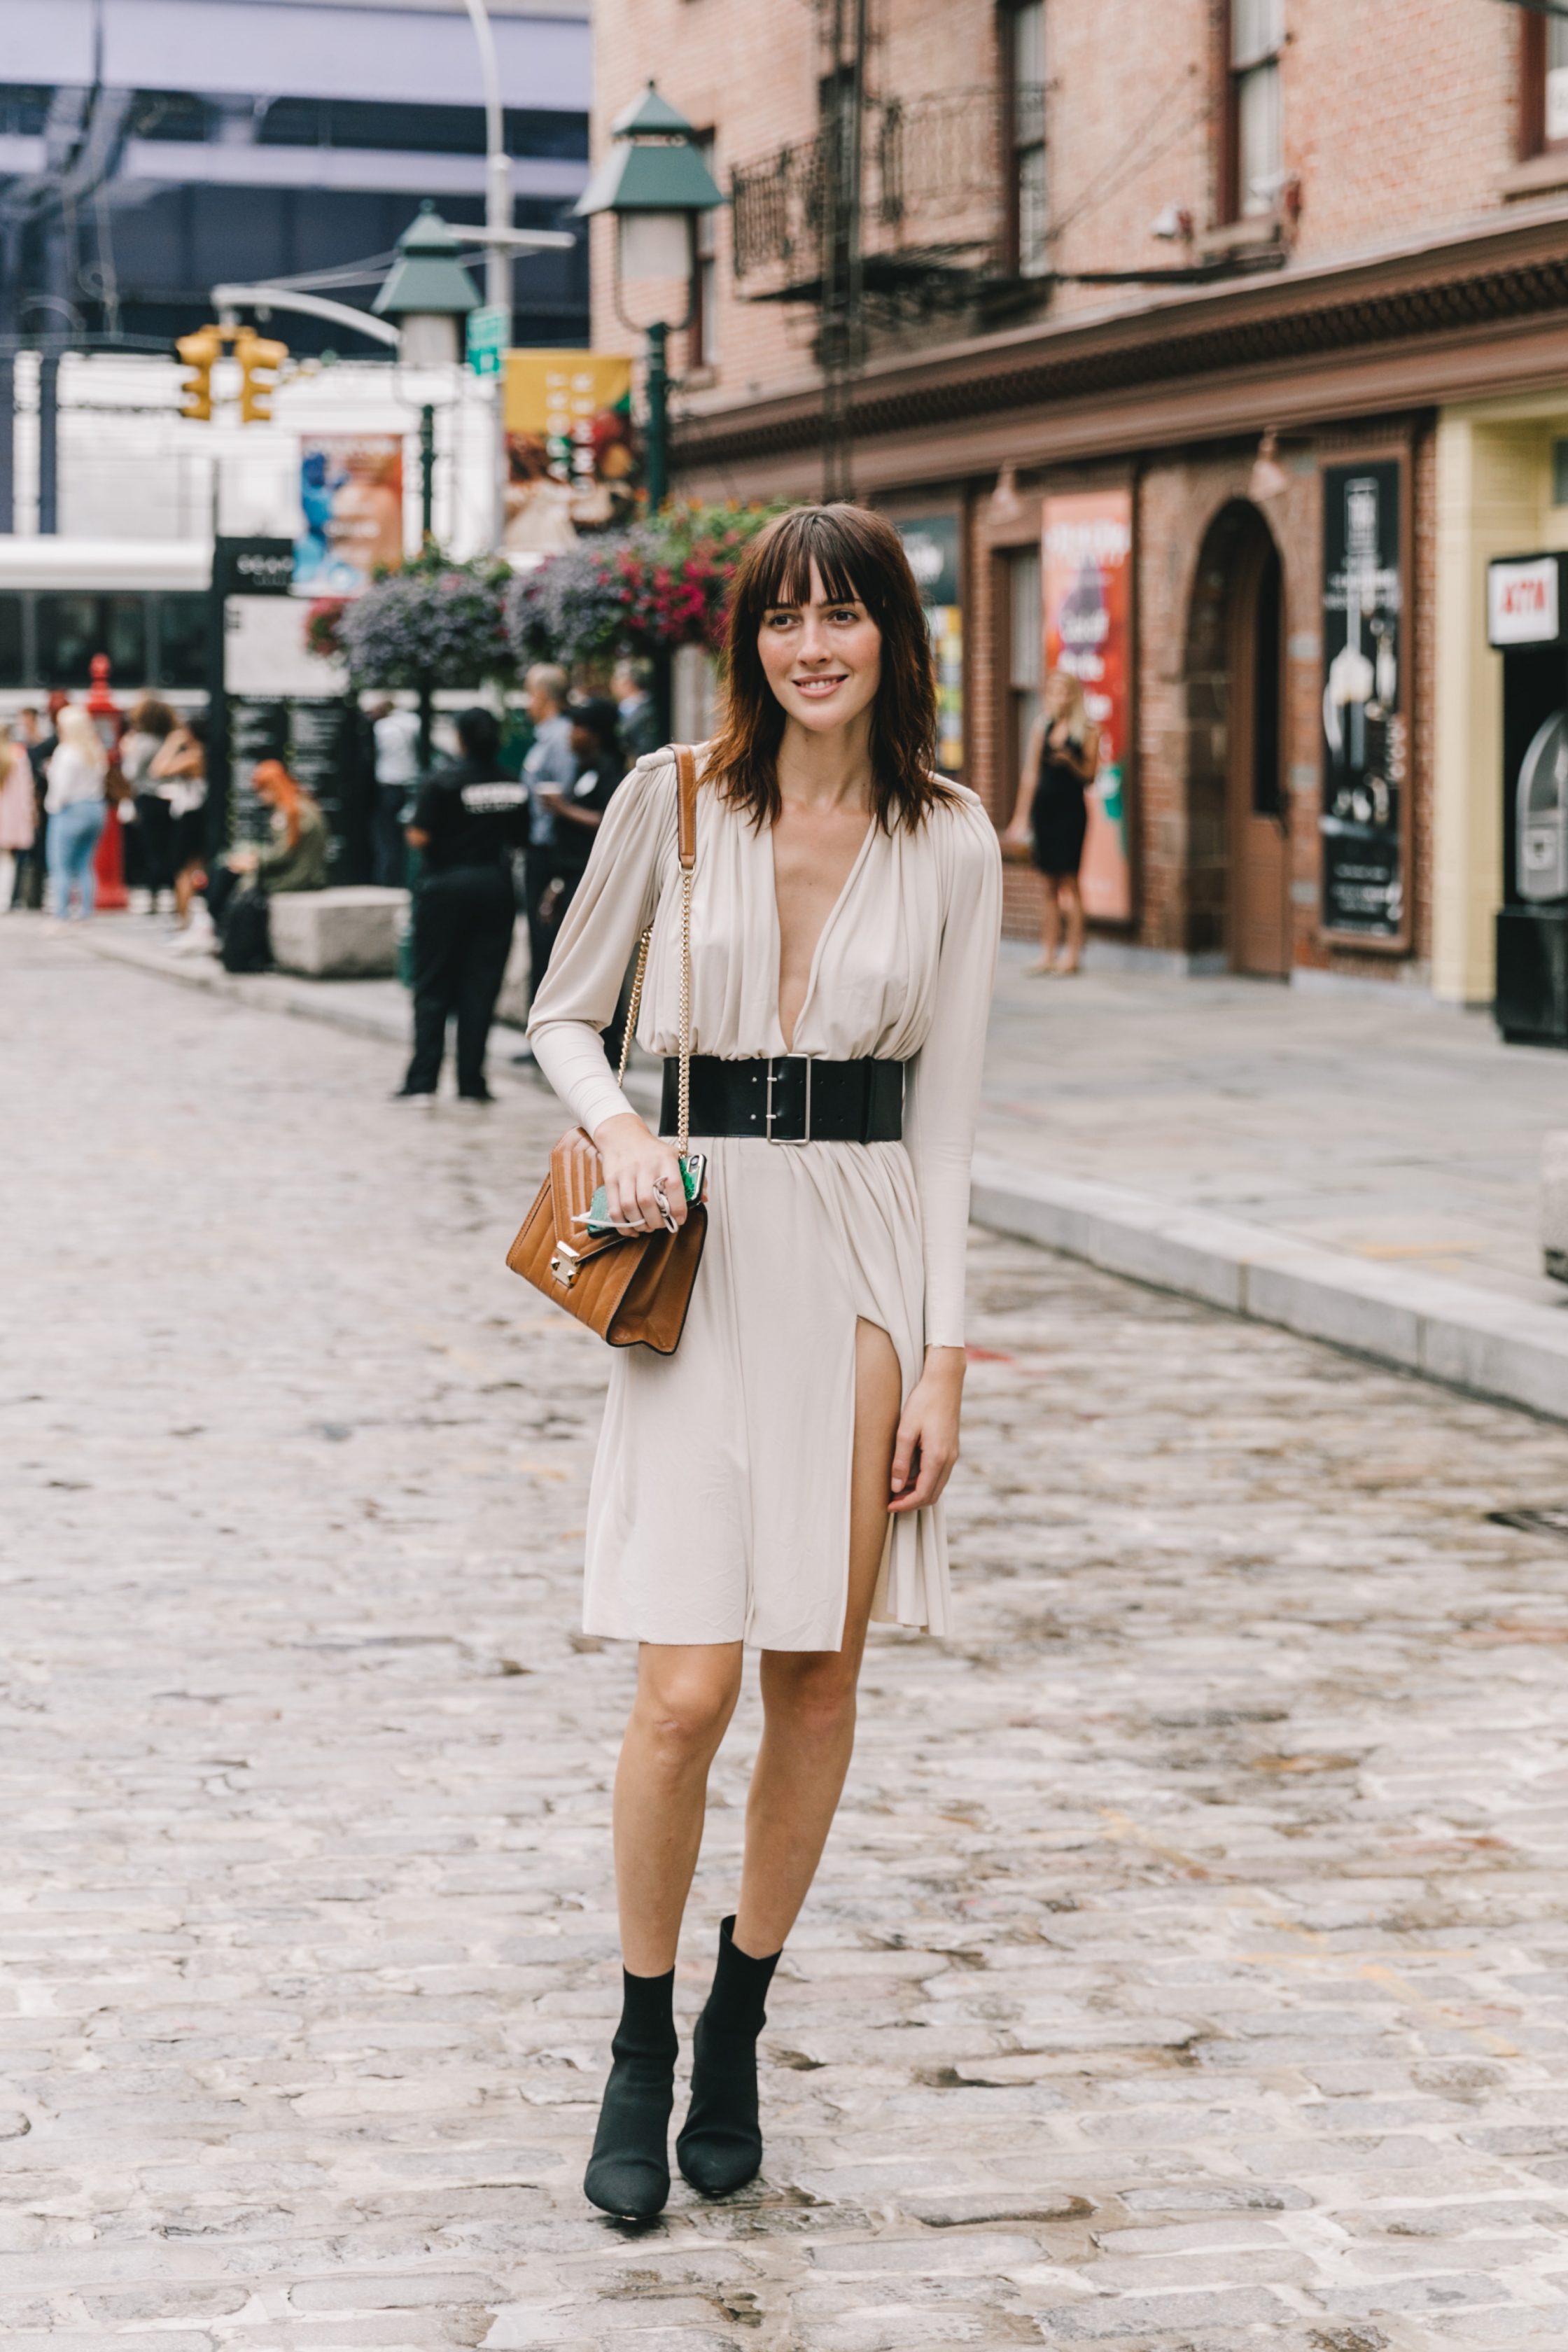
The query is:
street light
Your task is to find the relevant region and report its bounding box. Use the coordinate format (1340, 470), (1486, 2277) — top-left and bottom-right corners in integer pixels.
(575, 81), (724, 510)
(373, 203), (481, 370)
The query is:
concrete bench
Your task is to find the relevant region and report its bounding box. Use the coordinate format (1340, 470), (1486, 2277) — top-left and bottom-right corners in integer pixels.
(268, 886), (408, 979)
(1546, 1131), (1568, 1285)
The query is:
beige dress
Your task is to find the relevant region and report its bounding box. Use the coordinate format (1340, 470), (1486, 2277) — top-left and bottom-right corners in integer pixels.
(528, 747), (1002, 1651)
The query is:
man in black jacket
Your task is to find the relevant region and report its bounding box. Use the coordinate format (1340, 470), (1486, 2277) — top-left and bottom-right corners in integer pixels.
(397, 708), (528, 1102)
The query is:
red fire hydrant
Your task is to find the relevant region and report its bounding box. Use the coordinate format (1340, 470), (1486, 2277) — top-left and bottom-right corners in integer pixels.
(86, 652), (127, 912)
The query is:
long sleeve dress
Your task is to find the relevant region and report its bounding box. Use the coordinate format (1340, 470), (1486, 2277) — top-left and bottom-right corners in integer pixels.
(527, 746), (1003, 1653)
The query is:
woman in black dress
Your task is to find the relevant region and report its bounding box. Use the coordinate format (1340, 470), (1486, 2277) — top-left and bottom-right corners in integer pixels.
(1004, 668), (1100, 975)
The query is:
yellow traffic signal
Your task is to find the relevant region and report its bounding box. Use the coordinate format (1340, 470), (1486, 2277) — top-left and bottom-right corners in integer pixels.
(235, 329), (288, 424)
(176, 326), (223, 422)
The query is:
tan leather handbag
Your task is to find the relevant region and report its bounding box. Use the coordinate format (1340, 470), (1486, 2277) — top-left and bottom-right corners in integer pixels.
(505, 745), (706, 1354)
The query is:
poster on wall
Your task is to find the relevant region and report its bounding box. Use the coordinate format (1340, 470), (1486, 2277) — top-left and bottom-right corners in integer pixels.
(292, 435), (405, 596)
(1320, 459), (1406, 941)
(1040, 488), (1133, 923)
(895, 514), (964, 774)
(503, 351), (636, 552)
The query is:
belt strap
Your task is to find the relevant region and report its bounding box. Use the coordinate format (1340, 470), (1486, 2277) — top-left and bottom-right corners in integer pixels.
(660, 1054), (904, 1144)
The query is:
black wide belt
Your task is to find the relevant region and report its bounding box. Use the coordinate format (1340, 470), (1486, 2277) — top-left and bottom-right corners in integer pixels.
(661, 1054), (905, 1144)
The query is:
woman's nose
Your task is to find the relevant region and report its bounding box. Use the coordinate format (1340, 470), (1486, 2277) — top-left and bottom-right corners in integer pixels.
(797, 615), (830, 662)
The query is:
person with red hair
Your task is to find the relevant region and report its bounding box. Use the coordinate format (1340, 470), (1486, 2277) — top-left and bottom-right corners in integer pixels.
(182, 757), (328, 958)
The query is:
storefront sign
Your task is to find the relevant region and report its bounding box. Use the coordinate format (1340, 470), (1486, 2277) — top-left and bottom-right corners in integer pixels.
(1488, 552), (1567, 648)
(1040, 488), (1133, 923)
(293, 436), (405, 597)
(1320, 460), (1406, 941)
(895, 514), (964, 776)
(503, 351), (636, 551)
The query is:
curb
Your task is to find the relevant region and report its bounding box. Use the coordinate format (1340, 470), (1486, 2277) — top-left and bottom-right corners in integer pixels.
(971, 1154), (1568, 1425)
(83, 930), (1567, 1423)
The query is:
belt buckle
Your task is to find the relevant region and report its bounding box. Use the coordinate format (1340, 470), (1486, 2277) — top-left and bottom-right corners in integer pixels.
(764, 1055), (811, 1144)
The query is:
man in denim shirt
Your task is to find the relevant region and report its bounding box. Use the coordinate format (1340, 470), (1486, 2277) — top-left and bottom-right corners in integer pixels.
(520, 662), (578, 1009)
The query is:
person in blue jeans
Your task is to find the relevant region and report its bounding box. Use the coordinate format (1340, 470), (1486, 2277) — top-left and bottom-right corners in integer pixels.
(45, 707), (109, 920)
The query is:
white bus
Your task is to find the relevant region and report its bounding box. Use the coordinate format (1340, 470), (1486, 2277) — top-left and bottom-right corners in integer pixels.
(0, 538), (211, 715)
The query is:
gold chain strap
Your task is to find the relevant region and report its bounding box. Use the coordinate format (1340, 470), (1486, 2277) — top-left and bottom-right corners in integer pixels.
(613, 754), (694, 1160)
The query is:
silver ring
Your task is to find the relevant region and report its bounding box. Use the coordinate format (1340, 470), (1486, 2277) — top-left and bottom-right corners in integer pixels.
(652, 1180), (669, 1210)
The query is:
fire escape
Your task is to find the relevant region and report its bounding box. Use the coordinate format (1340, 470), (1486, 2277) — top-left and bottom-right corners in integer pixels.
(730, 37), (1047, 497)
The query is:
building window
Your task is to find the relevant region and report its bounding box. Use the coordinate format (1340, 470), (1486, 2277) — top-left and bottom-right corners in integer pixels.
(689, 132), (719, 368)
(1226, 0), (1283, 220)
(1004, 1), (1048, 278)
(1523, 13), (1568, 154)
(1006, 544), (1043, 799)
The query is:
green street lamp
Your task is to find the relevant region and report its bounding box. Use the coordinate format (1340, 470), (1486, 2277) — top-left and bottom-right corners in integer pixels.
(374, 202), (482, 371)
(575, 82), (724, 510)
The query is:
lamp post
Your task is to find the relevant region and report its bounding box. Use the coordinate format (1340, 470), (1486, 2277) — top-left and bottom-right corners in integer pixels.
(575, 81), (724, 521)
(374, 206), (481, 766)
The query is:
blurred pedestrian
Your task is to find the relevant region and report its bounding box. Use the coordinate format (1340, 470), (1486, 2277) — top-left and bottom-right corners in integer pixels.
(1004, 668), (1100, 976)
(533, 693), (626, 929)
(0, 729), (36, 909)
(398, 707), (530, 1103)
(370, 696), (422, 887)
(120, 696), (179, 915)
(17, 696), (64, 910)
(613, 657), (662, 762)
(148, 713), (209, 927)
(186, 757), (329, 965)
(45, 706), (109, 921)
(519, 663), (575, 1003)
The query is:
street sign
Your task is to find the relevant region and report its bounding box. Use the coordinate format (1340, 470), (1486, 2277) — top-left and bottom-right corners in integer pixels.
(466, 305), (509, 377)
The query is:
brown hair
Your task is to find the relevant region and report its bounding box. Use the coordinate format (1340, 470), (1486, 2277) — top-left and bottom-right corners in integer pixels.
(252, 757), (311, 848)
(706, 503), (954, 833)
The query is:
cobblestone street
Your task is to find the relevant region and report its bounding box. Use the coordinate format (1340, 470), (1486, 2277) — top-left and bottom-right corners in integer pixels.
(10, 920), (1568, 2352)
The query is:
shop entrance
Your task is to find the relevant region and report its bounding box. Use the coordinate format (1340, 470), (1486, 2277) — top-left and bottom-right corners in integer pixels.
(1186, 500), (1290, 976)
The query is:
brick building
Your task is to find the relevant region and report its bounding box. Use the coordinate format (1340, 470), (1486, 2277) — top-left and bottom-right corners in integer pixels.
(589, 0), (1568, 999)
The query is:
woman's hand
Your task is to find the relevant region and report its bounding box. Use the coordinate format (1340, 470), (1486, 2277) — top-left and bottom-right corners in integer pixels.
(888, 1345), (965, 1514)
(594, 1112), (687, 1233)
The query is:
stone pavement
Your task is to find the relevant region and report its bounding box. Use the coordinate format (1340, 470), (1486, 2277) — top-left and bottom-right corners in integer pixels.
(78, 918), (1568, 1422)
(11, 919), (1568, 2351)
(980, 947), (1564, 1315)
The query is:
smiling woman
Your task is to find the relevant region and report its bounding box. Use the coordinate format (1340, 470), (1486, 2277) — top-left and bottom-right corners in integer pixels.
(524, 501), (1002, 2223)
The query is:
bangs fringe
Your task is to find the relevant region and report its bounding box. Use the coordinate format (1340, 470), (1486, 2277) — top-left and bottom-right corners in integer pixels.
(748, 508), (871, 616)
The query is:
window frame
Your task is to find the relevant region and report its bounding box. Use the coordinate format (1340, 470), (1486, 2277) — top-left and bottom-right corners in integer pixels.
(687, 129), (720, 371)
(1000, 0), (1049, 281)
(1219, 0), (1284, 225)
(1520, 10), (1568, 157)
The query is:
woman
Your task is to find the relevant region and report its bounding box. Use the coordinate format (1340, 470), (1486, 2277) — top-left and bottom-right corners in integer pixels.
(530, 694), (627, 945)
(0, 729), (36, 910)
(528, 504), (1002, 2220)
(148, 713), (209, 925)
(45, 706), (109, 921)
(120, 697), (179, 913)
(1004, 668), (1100, 976)
(400, 706), (530, 1103)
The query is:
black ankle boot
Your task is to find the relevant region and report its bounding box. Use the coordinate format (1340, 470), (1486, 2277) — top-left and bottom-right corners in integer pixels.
(584, 1966), (678, 2219)
(676, 1915), (781, 2197)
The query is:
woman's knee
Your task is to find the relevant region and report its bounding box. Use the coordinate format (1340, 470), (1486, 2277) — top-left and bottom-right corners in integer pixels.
(634, 1651), (741, 1765)
(764, 1653), (858, 1744)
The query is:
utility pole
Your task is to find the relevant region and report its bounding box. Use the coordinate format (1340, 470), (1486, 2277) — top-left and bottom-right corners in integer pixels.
(819, 0), (867, 504)
(37, 343), (60, 533)
(418, 404), (436, 769)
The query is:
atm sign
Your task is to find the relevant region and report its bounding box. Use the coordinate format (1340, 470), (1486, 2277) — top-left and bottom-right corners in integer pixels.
(1488, 554), (1564, 647)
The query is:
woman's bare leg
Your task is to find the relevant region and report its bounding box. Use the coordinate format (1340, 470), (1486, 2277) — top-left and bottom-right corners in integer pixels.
(732, 1320), (903, 1959)
(1058, 876), (1085, 973)
(612, 1642), (743, 1974)
(1029, 879), (1063, 975)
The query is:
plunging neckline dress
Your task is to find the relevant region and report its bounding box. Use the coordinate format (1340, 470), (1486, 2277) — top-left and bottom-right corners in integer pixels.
(528, 746), (1003, 1651)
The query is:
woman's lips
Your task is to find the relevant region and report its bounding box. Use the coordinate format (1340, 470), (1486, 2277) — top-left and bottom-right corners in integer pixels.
(793, 673), (848, 696)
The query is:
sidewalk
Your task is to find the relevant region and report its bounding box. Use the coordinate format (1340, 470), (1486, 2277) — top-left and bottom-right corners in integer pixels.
(76, 915), (1568, 1421)
(973, 941), (1568, 1420)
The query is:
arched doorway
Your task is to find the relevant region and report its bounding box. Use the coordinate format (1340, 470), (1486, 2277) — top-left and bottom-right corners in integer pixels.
(1185, 500), (1290, 976)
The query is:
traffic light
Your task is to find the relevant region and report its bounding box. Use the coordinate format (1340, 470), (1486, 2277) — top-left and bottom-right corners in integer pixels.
(176, 326), (223, 422)
(235, 329), (288, 424)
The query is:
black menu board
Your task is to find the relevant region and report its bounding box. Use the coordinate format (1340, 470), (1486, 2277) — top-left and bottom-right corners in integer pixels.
(1320, 458), (1408, 944)
(225, 694), (370, 881)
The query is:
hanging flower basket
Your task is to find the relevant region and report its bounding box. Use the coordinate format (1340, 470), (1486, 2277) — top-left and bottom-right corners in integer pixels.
(505, 501), (790, 672)
(337, 552), (515, 691)
(303, 598), (348, 664)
